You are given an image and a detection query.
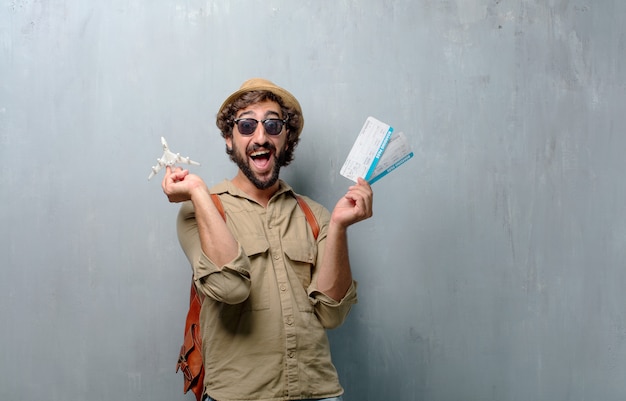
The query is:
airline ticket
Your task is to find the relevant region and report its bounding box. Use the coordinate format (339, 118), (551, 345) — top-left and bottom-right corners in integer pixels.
(340, 116), (393, 182)
(368, 131), (414, 184)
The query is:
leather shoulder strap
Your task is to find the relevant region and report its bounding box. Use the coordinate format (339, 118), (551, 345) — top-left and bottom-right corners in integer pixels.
(210, 193), (226, 221)
(210, 193), (319, 240)
(295, 195), (320, 241)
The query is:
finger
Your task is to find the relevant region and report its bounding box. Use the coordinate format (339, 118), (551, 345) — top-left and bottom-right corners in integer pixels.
(162, 166), (172, 189)
(344, 190), (371, 213)
(346, 185), (372, 206)
(354, 177), (373, 194)
(169, 169), (190, 183)
(356, 177), (370, 187)
(162, 167), (187, 192)
(347, 178), (371, 195)
(346, 188), (373, 217)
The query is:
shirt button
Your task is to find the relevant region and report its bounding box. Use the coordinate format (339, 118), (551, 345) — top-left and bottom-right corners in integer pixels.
(287, 351), (295, 358)
(280, 284), (287, 292)
(274, 254), (280, 260)
(286, 317), (294, 325)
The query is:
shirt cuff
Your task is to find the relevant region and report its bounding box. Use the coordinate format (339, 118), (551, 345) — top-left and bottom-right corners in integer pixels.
(309, 280), (358, 306)
(193, 245), (251, 282)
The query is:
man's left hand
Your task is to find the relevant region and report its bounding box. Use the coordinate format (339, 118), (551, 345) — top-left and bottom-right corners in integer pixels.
(331, 177), (373, 228)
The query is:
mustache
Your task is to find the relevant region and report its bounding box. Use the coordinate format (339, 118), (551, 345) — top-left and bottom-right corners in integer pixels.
(248, 142), (276, 153)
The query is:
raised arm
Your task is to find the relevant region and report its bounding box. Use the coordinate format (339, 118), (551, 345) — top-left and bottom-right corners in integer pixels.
(315, 178), (373, 301)
(162, 166), (238, 267)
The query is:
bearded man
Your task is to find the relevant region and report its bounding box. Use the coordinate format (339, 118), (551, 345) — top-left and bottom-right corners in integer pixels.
(162, 78), (373, 401)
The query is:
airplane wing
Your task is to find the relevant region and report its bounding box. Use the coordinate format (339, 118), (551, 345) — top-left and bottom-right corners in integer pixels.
(148, 162), (163, 180)
(176, 155), (201, 166)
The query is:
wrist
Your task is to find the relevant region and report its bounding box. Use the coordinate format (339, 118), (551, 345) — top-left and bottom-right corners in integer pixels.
(328, 219), (349, 236)
(189, 184), (209, 202)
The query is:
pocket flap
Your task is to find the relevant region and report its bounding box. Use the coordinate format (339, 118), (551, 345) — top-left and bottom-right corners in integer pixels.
(282, 239), (315, 264)
(239, 235), (269, 257)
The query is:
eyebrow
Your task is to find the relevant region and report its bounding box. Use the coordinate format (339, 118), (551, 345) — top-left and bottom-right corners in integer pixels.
(237, 109), (281, 119)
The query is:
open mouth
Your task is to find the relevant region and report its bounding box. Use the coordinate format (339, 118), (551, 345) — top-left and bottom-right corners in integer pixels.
(250, 149), (272, 170)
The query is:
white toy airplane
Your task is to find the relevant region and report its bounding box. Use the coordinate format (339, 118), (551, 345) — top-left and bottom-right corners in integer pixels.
(148, 137), (200, 180)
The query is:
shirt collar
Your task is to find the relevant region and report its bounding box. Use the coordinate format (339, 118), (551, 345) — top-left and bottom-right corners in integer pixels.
(213, 179), (295, 204)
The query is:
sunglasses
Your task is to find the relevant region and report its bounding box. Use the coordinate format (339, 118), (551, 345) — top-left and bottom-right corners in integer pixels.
(233, 117), (288, 136)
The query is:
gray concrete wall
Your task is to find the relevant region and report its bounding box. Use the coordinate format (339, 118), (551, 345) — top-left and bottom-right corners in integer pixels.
(1, 1), (625, 400)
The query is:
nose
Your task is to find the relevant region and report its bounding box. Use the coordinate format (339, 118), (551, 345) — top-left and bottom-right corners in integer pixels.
(251, 122), (269, 142)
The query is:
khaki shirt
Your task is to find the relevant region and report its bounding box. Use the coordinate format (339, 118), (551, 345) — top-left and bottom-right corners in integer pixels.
(177, 180), (357, 401)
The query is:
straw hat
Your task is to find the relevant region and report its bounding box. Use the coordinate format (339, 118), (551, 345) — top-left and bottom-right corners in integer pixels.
(218, 78), (304, 137)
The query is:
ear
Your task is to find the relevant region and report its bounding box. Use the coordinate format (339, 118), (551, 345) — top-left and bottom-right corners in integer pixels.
(225, 136), (233, 150)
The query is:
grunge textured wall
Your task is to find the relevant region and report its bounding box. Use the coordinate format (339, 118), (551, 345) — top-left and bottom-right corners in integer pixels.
(1, 1), (625, 400)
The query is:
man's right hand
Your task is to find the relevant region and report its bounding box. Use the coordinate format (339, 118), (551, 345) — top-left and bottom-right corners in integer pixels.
(161, 166), (208, 203)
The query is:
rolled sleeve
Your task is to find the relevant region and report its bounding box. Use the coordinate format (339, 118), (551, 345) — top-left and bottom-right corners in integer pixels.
(309, 281), (358, 329)
(193, 246), (251, 305)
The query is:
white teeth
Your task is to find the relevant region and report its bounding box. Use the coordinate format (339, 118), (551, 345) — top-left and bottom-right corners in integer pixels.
(250, 150), (270, 157)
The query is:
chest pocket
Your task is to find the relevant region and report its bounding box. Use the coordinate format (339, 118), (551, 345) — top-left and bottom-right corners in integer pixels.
(282, 239), (317, 312)
(239, 235), (270, 311)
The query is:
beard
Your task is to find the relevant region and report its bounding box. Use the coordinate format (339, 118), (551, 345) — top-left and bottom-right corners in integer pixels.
(230, 141), (287, 190)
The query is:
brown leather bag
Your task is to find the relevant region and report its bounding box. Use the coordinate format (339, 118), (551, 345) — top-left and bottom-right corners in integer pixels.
(175, 281), (205, 401)
(176, 193), (319, 401)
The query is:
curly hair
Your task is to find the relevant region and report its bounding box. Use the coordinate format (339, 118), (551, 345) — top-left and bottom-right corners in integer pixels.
(216, 91), (302, 166)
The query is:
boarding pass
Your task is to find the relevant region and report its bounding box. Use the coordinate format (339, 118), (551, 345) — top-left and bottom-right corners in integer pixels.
(340, 116), (393, 182)
(368, 131), (414, 184)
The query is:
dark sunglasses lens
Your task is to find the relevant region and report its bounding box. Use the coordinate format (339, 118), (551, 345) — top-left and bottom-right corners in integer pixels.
(237, 119), (258, 135)
(263, 119), (283, 135)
